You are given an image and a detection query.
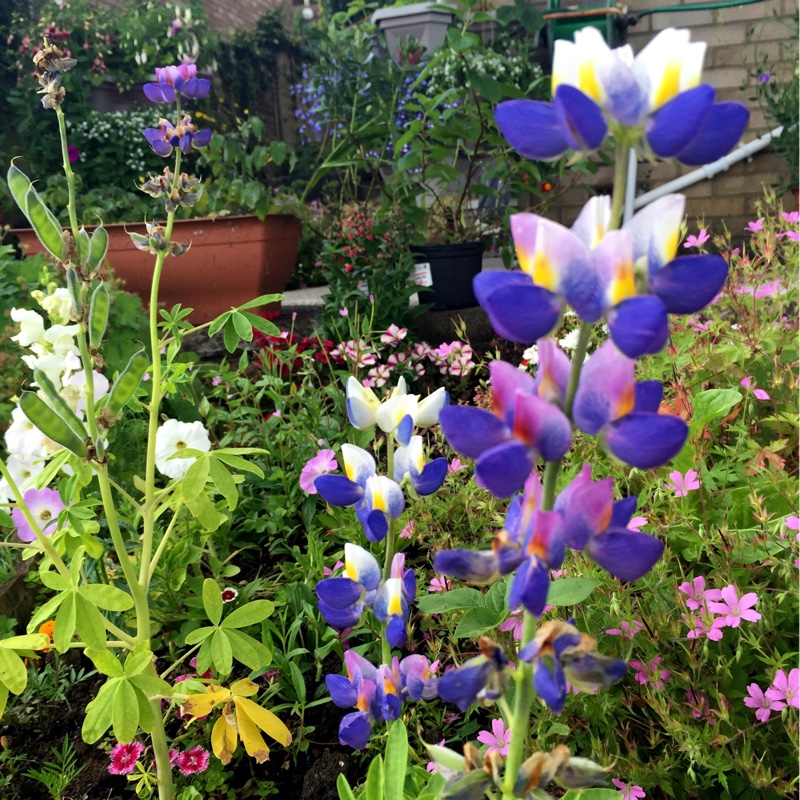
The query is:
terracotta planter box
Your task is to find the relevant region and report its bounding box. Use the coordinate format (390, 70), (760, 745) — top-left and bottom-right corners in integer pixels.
(11, 214), (301, 324)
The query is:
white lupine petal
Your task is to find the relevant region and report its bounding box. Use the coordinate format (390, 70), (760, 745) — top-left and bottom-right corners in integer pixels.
(571, 196), (612, 250)
(376, 394), (417, 433)
(415, 387), (448, 427)
(625, 194), (685, 270)
(345, 376), (380, 429)
(341, 443), (376, 486)
(344, 543), (381, 589)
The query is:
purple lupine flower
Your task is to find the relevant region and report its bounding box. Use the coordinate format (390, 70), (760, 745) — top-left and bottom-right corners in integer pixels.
(316, 543), (381, 630)
(143, 64), (210, 103)
(437, 637), (510, 712)
(144, 115), (212, 157)
(393, 436), (448, 497)
(372, 553), (416, 648)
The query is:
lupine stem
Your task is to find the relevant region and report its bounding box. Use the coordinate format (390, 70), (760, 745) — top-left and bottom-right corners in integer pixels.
(381, 435), (397, 665)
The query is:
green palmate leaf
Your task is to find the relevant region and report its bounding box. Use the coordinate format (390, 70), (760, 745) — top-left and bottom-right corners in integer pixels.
(337, 773), (357, 800)
(85, 648), (124, 678)
(0, 508), (12, 527)
(223, 318), (240, 353)
(208, 311), (233, 338)
(0, 684), (8, 718)
(203, 578), (223, 626)
(212, 452), (265, 477)
(82, 678), (119, 743)
(80, 584), (134, 611)
(692, 388), (742, 431)
(0, 648), (27, 695)
(124, 648), (154, 678)
(211, 629), (233, 677)
(365, 753), (384, 800)
(222, 600), (274, 629)
(547, 578), (599, 607)
(53, 592), (77, 653)
(186, 492), (227, 532)
(112, 678), (140, 743)
(384, 720), (408, 800)
(244, 311), (280, 337)
(231, 311), (253, 340)
(221, 628), (271, 670)
(181, 456), (210, 502)
(75, 593), (108, 650)
(135, 685), (155, 733)
(184, 626), (214, 645)
(27, 591), (69, 634)
(25, 188), (64, 258)
(417, 588), (484, 614)
(130, 674), (171, 697)
(454, 606), (504, 639)
(39, 568), (71, 592)
(208, 458), (238, 510)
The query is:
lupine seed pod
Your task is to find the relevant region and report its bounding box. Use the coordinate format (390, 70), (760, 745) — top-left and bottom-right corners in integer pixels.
(76, 227), (91, 265)
(66, 267), (83, 317)
(105, 349), (149, 415)
(19, 391), (88, 457)
(32, 368), (88, 443)
(87, 226), (108, 274)
(24, 188), (64, 259)
(7, 163), (32, 215)
(88, 283), (109, 350)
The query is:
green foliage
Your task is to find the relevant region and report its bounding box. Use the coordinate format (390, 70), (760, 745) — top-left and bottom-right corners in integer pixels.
(22, 736), (84, 800)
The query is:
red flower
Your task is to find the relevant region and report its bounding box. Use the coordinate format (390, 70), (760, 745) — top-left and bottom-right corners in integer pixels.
(108, 742), (145, 775)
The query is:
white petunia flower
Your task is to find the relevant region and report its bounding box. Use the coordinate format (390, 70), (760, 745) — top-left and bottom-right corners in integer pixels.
(155, 419), (212, 479)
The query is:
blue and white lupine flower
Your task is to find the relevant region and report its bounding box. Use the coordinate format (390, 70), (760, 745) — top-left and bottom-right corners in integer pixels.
(315, 543), (381, 629)
(394, 436), (448, 496)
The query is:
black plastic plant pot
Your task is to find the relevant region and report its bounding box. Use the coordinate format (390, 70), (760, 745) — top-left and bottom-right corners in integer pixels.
(410, 240), (485, 311)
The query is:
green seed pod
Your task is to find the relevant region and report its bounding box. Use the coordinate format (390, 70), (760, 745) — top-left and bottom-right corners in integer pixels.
(66, 268), (83, 318)
(105, 349), (149, 415)
(88, 283), (110, 350)
(87, 226), (109, 273)
(24, 188), (64, 260)
(76, 227), (90, 266)
(32, 368), (87, 443)
(19, 391), (88, 458)
(7, 163), (32, 215)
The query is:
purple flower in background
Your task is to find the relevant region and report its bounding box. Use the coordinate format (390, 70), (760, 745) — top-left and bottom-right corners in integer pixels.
(12, 487), (65, 543)
(143, 64), (210, 103)
(144, 115), (212, 157)
(683, 228), (710, 248)
(765, 668), (799, 709)
(744, 682), (783, 723)
(780, 210), (799, 223)
(476, 718), (512, 756)
(741, 376), (770, 400)
(300, 449), (338, 494)
(678, 575), (722, 611)
(605, 619), (644, 639)
(758, 72), (771, 84)
(629, 657), (670, 690)
(707, 585), (761, 628)
(665, 469), (701, 497)
(685, 690), (715, 725)
(67, 144), (80, 163)
(499, 609), (525, 641)
(745, 219), (763, 232)
(612, 779), (646, 800)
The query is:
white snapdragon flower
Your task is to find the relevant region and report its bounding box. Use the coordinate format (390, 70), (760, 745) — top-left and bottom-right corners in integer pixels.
(40, 288), (74, 325)
(44, 324), (80, 357)
(10, 308), (46, 349)
(155, 419), (212, 479)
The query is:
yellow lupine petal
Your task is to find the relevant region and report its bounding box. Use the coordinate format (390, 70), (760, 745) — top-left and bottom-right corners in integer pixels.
(577, 60), (603, 103)
(180, 684), (230, 721)
(652, 60), (682, 109)
(235, 701), (272, 763)
(230, 677), (259, 698)
(211, 715), (238, 765)
(532, 249), (556, 291)
(236, 695), (292, 747)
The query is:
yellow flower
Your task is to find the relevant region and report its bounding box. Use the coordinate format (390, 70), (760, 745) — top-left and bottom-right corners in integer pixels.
(180, 679), (291, 765)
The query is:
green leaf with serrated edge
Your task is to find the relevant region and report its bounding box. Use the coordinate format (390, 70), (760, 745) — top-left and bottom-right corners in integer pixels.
(237, 294), (283, 311)
(181, 456), (210, 502)
(19, 392), (87, 457)
(211, 452), (264, 477)
(224, 629), (271, 670)
(202, 578), (223, 626)
(124, 649), (153, 678)
(417, 588), (484, 614)
(53, 592), (77, 653)
(365, 753), (384, 800)
(454, 606), (503, 639)
(0, 649), (27, 695)
(39, 568), (71, 592)
(337, 773), (357, 800)
(112, 678), (140, 743)
(211, 629), (233, 677)
(82, 677), (119, 743)
(75, 593), (107, 650)
(88, 225), (108, 271)
(27, 591), (68, 634)
(7, 162), (32, 215)
(85, 648), (124, 677)
(80, 583), (134, 611)
(130, 674), (172, 697)
(184, 626), (215, 645)
(547, 578), (600, 607)
(25, 188), (63, 258)
(208, 457), (238, 510)
(384, 720), (408, 800)
(135, 684), (155, 733)
(221, 600), (274, 629)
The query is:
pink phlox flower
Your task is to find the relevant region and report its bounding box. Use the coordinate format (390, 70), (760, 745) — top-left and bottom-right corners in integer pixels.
(299, 449), (338, 494)
(108, 742), (145, 775)
(665, 469), (701, 497)
(745, 219), (763, 232)
(685, 690), (714, 726)
(399, 520), (416, 539)
(627, 516), (648, 532)
(683, 229), (710, 248)
(499, 609), (524, 641)
(427, 739), (446, 773)
(429, 576), (451, 593)
(380, 324), (408, 345)
(777, 230), (800, 242)
(765, 668), (799, 710)
(612, 779), (646, 800)
(605, 619), (644, 639)
(741, 376), (770, 400)
(339, 307), (349, 317)
(211, 375), (222, 387)
(685, 614), (725, 642)
(753, 279), (784, 299)
(744, 682), (783, 723)
(448, 458), (466, 474)
(782, 515), (800, 540)
(476, 718), (512, 757)
(629, 657), (670, 689)
(780, 210), (800, 223)
(221, 587), (238, 603)
(707, 584), (761, 628)
(678, 575), (722, 611)
(175, 746), (210, 775)
(688, 316), (711, 333)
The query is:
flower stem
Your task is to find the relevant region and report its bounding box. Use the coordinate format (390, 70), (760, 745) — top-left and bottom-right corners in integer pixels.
(55, 107), (80, 243)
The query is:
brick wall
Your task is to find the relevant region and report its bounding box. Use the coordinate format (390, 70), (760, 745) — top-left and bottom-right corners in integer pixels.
(529, 0), (798, 234)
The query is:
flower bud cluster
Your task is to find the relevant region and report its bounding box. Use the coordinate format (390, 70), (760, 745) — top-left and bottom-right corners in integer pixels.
(140, 167), (202, 213)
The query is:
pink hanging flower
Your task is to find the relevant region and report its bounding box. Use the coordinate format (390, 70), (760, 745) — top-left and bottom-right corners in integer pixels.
(665, 469), (701, 497)
(744, 682), (783, 723)
(683, 229), (710, 248)
(476, 718), (512, 757)
(740, 376), (770, 400)
(299, 449), (339, 494)
(612, 779), (646, 800)
(108, 742), (145, 775)
(765, 668), (799, 710)
(175, 746), (210, 775)
(707, 585), (761, 628)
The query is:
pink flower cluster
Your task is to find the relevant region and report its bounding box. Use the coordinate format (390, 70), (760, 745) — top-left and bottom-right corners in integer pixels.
(331, 339), (377, 369)
(685, 690), (715, 726)
(606, 619), (644, 639)
(679, 577), (761, 641)
(744, 668), (799, 722)
(629, 656), (670, 690)
(430, 341), (475, 377)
